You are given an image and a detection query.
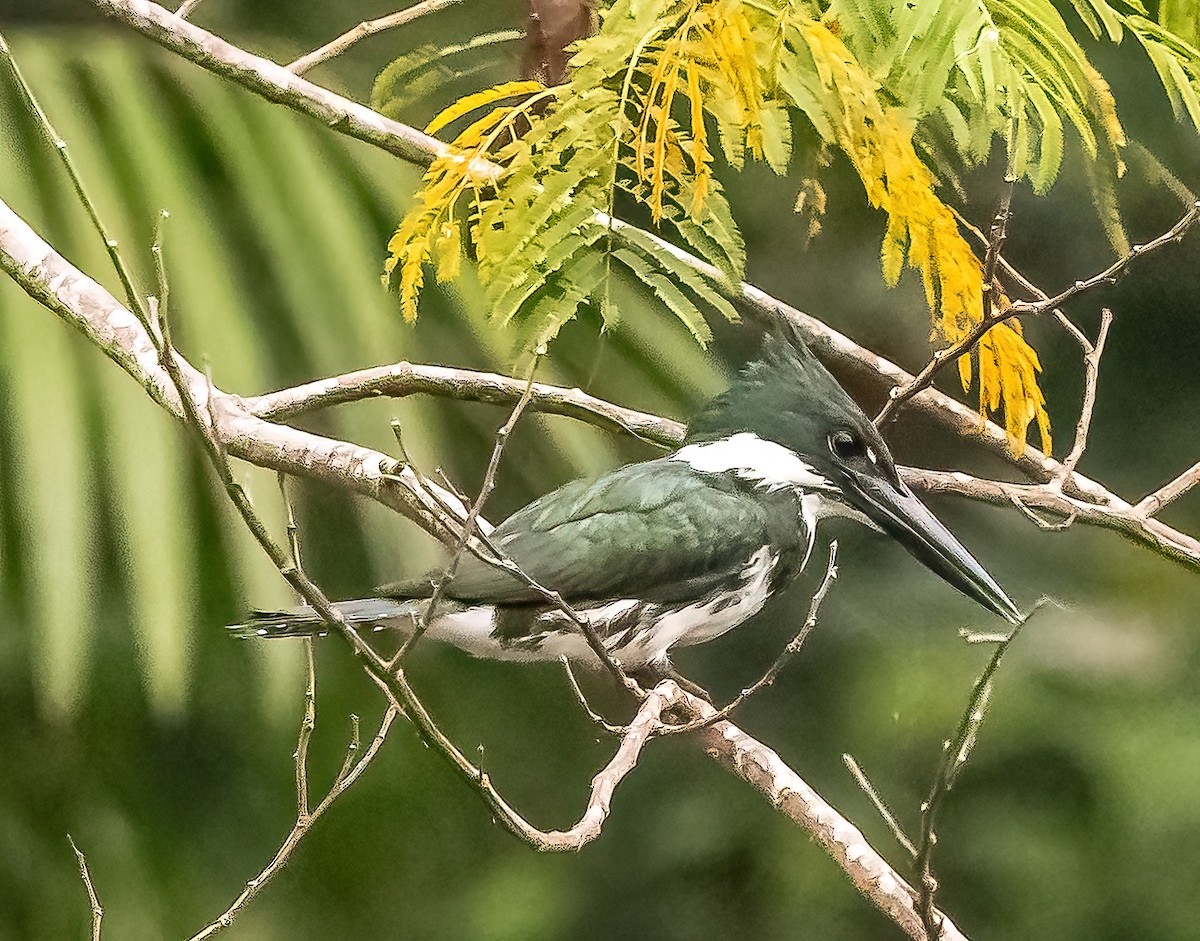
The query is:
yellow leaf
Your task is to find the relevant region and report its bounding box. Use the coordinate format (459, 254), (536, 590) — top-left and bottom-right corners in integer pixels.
(434, 222), (462, 283)
(424, 80), (544, 137)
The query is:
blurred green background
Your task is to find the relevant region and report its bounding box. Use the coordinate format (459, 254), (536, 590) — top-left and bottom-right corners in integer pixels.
(2, 2), (1199, 939)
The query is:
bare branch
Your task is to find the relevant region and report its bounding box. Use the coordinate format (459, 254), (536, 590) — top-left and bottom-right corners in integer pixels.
(981, 166), (1017, 322)
(188, 707), (399, 941)
(913, 603), (1043, 939)
(1051, 309), (1113, 487)
(286, 0), (468, 74)
(687, 690), (970, 941)
(561, 657), (627, 734)
(92, 0), (458, 168)
(67, 836), (103, 941)
(174, 0), (204, 18)
(295, 640), (317, 817)
(1136, 461), (1200, 517)
(394, 361), (540, 664)
(1007, 201), (1200, 316)
(247, 360), (684, 448)
(842, 754), (917, 859)
(366, 672), (669, 850)
(902, 468), (1200, 570)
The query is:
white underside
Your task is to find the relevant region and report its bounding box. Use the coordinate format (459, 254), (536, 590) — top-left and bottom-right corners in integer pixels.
(423, 546), (779, 669)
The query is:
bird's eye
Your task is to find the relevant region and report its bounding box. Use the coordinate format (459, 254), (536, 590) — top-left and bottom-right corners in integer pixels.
(829, 430), (865, 461)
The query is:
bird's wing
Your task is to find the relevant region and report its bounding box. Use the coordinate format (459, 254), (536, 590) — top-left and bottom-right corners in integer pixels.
(380, 460), (789, 606)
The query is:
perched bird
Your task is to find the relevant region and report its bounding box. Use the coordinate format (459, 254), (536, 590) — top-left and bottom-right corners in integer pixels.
(232, 328), (1019, 669)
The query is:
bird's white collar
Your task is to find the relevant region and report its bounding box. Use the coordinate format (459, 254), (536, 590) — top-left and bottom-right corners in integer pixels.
(670, 432), (833, 493)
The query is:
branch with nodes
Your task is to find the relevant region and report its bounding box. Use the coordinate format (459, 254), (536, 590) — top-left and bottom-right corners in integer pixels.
(67, 836), (103, 941)
(189, 671), (400, 939)
(1137, 460), (1200, 517)
(246, 360), (685, 448)
(684, 688), (971, 941)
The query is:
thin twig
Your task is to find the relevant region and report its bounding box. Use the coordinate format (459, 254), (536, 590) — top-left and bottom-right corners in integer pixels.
(67, 836), (103, 941)
(295, 640), (317, 817)
(0, 32), (151, 324)
(188, 707), (399, 941)
(393, 359), (540, 665)
(365, 672), (672, 850)
(661, 542), (839, 734)
(1007, 201), (1200, 316)
(286, 0), (468, 74)
(875, 200), (1200, 427)
(1051, 309), (1113, 488)
(913, 599), (1056, 939)
(842, 754), (917, 858)
(981, 158), (1018, 322)
(561, 657), (627, 735)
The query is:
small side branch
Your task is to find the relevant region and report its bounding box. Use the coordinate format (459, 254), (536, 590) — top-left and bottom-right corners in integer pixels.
(1007, 200), (1200, 316)
(1051, 309), (1113, 488)
(286, 0), (468, 74)
(365, 673), (671, 851)
(393, 362), (540, 663)
(913, 603), (1042, 939)
(67, 836), (103, 941)
(843, 754), (917, 859)
(1136, 461), (1200, 517)
(902, 467), (1200, 570)
(188, 707), (398, 941)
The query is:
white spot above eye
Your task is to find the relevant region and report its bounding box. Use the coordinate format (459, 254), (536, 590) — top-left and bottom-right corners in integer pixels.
(670, 432), (832, 492)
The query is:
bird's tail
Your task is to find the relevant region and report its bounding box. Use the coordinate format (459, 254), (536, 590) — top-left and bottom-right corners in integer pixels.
(228, 598), (424, 639)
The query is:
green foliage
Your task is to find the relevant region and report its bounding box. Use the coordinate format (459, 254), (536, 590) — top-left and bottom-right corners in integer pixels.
(370, 29), (525, 122)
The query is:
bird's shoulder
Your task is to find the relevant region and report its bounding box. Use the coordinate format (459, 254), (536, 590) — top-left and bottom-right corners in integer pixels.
(494, 456), (762, 537)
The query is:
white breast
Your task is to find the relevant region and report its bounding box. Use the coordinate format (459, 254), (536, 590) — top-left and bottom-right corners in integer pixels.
(615, 545), (779, 665)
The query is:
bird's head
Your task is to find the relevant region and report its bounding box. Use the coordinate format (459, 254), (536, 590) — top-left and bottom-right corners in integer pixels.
(683, 324), (1020, 624)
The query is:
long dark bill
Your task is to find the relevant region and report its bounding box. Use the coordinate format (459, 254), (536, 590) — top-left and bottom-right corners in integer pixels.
(848, 471), (1022, 624)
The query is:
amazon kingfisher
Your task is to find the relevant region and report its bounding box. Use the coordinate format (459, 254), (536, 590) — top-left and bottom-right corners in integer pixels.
(233, 327), (1020, 668)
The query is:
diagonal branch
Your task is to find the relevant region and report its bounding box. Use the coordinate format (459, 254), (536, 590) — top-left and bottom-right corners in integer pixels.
(67, 836), (103, 941)
(93, 0), (456, 168)
(286, 0), (468, 75)
(685, 689), (969, 941)
(1136, 461), (1200, 517)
